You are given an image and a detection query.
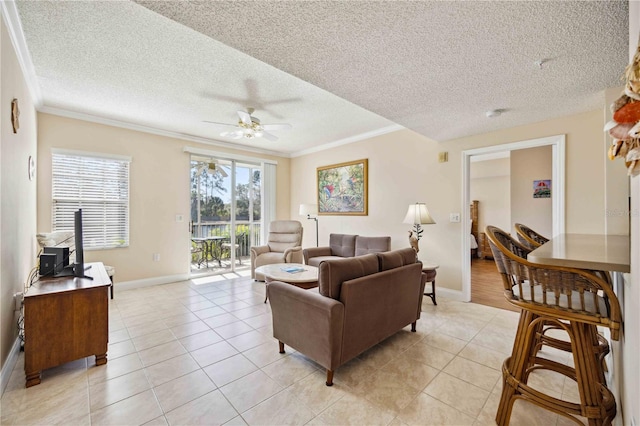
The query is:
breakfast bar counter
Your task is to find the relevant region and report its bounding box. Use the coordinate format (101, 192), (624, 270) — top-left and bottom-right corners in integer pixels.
(528, 233), (630, 273)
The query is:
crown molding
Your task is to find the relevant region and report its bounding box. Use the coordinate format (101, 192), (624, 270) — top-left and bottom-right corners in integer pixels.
(1, 0), (43, 108)
(290, 124), (405, 157)
(39, 106), (288, 158)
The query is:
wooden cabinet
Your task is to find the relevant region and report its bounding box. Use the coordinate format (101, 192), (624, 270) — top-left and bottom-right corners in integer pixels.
(24, 262), (110, 387)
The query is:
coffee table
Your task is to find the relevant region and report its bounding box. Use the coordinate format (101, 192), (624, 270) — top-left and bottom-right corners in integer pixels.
(255, 263), (319, 303)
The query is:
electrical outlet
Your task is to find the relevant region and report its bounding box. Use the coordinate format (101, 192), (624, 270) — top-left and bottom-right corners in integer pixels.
(449, 213), (461, 223)
(153, 253), (160, 262)
(176, 214), (184, 222)
(13, 292), (24, 311)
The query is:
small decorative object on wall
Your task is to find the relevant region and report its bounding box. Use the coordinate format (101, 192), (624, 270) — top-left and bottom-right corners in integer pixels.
(533, 180), (551, 198)
(317, 159), (368, 215)
(28, 156), (36, 181)
(11, 98), (20, 133)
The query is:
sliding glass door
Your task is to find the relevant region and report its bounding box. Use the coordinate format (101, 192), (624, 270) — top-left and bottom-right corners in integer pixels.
(190, 156), (262, 275)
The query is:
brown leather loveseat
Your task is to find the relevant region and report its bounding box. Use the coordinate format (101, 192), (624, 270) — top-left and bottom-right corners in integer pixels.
(302, 233), (391, 267)
(268, 247), (426, 386)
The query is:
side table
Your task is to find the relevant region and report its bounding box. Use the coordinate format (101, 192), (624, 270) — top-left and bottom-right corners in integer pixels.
(421, 262), (438, 306)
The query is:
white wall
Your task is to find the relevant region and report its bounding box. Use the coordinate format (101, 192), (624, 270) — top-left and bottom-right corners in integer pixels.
(0, 17), (38, 378)
(291, 109), (608, 294)
(470, 157), (511, 237)
(623, 3), (639, 425)
(36, 113), (291, 284)
(510, 146), (552, 237)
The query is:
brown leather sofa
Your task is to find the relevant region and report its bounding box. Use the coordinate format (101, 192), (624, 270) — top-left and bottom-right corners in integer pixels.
(302, 233), (391, 267)
(268, 247), (426, 386)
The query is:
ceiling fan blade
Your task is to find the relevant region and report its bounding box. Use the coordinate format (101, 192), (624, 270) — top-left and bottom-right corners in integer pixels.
(237, 110), (252, 126)
(202, 120), (237, 128)
(220, 130), (244, 139)
(262, 123), (292, 131)
(261, 131), (278, 142)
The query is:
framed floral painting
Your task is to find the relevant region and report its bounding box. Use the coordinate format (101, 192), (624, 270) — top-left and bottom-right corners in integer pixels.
(317, 159), (368, 215)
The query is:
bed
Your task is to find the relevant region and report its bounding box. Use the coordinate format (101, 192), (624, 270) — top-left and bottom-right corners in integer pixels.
(470, 200), (479, 257)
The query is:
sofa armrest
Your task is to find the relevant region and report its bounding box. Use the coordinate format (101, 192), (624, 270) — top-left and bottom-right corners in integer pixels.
(251, 245), (271, 257)
(268, 282), (344, 371)
(303, 247), (332, 264)
(284, 246), (303, 263)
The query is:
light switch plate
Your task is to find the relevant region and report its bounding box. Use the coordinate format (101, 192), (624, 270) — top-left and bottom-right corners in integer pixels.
(176, 214), (184, 222)
(449, 213), (461, 223)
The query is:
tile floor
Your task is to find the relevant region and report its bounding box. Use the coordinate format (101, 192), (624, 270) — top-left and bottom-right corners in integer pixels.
(1, 275), (587, 425)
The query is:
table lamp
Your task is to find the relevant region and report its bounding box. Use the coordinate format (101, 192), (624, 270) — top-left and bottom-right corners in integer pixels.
(299, 203), (319, 247)
(403, 202), (436, 253)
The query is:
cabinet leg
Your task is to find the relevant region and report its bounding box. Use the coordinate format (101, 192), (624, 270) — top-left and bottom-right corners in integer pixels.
(279, 341), (285, 354)
(25, 371), (41, 387)
(95, 353), (108, 366)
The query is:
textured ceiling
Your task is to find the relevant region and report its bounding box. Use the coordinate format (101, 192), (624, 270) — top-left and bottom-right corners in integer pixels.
(15, 1), (629, 156)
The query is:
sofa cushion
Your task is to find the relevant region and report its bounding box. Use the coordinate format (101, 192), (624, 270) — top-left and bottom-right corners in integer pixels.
(355, 236), (391, 256)
(318, 254), (379, 299)
(307, 255), (343, 267)
(329, 234), (357, 258)
(377, 247), (417, 271)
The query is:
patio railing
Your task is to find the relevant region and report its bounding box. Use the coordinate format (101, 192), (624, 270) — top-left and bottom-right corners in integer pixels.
(192, 220), (262, 257)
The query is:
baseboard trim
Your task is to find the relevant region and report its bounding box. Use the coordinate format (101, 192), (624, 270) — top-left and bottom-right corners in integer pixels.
(436, 287), (466, 302)
(1, 337), (22, 397)
(115, 274), (190, 292)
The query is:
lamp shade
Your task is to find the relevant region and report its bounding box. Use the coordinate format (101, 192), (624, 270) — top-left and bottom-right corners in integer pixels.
(299, 203), (318, 216)
(403, 203), (436, 225)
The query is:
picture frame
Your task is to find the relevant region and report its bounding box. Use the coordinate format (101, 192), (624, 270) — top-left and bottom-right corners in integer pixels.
(317, 159), (368, 215)
(533, 179), (551, 198)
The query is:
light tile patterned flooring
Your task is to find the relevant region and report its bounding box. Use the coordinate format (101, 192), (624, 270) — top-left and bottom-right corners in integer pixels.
(1, 275), (586, 425)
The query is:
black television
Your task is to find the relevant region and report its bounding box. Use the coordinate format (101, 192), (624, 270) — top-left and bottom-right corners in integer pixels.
(73, 209), (90, 278)
(53, 209), (91, 279)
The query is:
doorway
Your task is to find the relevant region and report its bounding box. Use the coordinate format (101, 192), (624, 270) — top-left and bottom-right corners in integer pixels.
(190, 156), (262, 276)
(461, 135), (566, 303)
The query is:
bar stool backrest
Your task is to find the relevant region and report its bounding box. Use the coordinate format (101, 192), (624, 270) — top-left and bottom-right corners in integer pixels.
(514, 223), (549, 249)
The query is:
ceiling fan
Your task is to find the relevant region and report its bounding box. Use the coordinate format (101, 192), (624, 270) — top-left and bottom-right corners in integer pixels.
(204, 108), (292, 141)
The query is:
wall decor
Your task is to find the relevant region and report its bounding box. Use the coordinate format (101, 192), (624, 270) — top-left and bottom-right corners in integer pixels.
(11, 98), (20, 133)
(317, 159), (368, 215)
(533, 179), (551, 198)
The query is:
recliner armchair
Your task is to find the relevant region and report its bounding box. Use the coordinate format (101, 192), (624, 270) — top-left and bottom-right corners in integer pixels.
(251, 220), (304, 280)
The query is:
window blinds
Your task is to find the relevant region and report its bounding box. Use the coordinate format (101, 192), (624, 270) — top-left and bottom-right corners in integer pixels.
(52, 152), (130, 249)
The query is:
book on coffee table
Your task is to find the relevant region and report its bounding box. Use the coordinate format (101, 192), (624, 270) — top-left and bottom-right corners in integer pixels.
(280, 266), (306, 273)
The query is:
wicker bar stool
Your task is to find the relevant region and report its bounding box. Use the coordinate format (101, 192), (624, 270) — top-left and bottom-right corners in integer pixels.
(514, 223), (550, 249)
(486, 226), (621, 426)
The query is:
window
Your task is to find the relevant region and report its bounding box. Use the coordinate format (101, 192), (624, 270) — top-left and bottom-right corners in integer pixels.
(52, 150), (130, 249)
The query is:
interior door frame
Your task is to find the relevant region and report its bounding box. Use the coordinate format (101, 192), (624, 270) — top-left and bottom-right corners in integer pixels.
(461, 134), (566, 302)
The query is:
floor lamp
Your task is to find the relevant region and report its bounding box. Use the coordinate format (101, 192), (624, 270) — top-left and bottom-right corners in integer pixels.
(299, 204), (319, 247)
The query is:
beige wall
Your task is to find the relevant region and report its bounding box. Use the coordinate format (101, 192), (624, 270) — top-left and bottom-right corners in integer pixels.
(36, 113), (291, 283)
(470, 158), (511, 237)
(510, 146), (552, 237)
(624, 4), (639, 425)
(291, 109), (608, 293)
(0, 19), (38, 373)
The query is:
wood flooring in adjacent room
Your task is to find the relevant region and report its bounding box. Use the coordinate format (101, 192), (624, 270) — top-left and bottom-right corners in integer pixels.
(471, 257), (519, 313)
